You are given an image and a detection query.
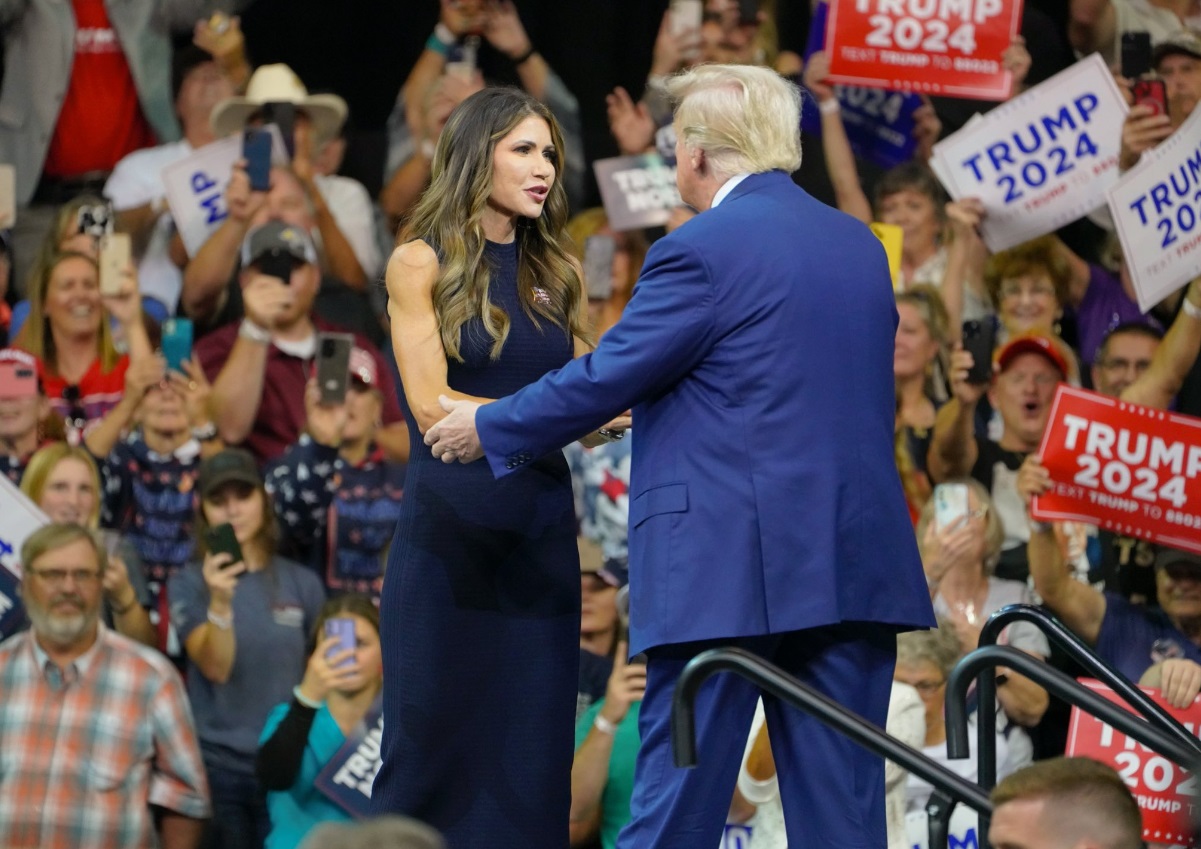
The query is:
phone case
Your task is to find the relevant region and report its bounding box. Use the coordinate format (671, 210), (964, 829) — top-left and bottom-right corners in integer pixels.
(161, 318), (194, 374)
(1133, 79), (1169, 118)
(962, 319), (997, 385)
(1121, 31), (1152, 79)
(205, 523), (243, 567)
(584, 235), (617, 300)
(244, 130), (273, 192)
(670, 0), (702, 34)
(934, 483), (969, 531)
(317, 333), (354, 405)
(325, 618), (357, 668)
(99, 233), (131, 297)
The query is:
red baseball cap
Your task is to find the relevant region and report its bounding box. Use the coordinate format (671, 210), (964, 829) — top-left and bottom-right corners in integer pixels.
(994, 334), (1068, 378)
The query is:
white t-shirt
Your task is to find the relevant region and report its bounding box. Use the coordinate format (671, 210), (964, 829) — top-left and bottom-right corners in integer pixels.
(313, 173), (385, 280)
(104, 139), (193, 311)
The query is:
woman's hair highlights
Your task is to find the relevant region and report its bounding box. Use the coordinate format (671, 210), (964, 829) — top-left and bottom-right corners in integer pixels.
(21, 442), (102, 529)
(402, 87), (586, 362)
(16, 251), (121, 375)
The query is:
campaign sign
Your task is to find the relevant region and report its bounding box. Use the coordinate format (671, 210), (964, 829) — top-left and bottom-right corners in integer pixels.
(905, 806), (981, 849)
(0, 474), (50, 639)
(163, 135), (239, 257)
(931, 54), (1127, 252)
(800, 2), (921, 169)
(1107, 100), (1201, 313)
(593, 154), (682, 231)
(315, 699), (384, 819)
(1033, 385), (1201, 554)
(1066, 679), (1199, 846)
(823, 0), (1023, 99)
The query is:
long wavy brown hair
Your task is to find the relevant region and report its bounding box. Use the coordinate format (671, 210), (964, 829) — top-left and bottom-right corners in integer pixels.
(401, 87), (587, 361)
(15, 251), (121, 376)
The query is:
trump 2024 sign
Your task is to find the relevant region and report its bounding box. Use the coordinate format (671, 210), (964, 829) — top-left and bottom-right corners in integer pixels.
(824, 0), (1023, 99)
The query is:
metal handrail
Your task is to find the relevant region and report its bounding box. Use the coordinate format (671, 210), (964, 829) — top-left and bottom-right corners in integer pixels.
(671, 646), (994, 848)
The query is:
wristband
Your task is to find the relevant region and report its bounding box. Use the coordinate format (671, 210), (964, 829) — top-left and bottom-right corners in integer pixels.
(293, 685), (323, 709)
(238, 318), (272, 344)
(819, 99), (841, 116)
(433, 22), (456, 47)
(598, 427), (626, 442)
(512, 45), (537, 65)
(207, 609), (233, 630)
(1184, 298), (1201, 321)
(192, 422), (219, 442)
(594, 713), (618, 735)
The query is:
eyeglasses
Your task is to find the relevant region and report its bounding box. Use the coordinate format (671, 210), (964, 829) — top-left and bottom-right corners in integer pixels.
(906, 679), (946, 695)
(999, 282), (1056, 300)
(30, 568), (102, 586)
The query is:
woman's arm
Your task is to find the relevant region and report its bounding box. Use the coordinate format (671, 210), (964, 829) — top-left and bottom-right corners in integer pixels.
(386, 241), (493, 434)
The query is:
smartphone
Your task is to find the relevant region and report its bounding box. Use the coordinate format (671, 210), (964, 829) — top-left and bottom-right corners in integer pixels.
(934, 482), (970, 531)
(0, 360), (37, 398)
(204, 522), (244, 568)
(583, 235), (617, 300)
(670, 0), (702, 35)
(325, 617), (357, 668)
(961, 319), (997, 385)
(737, 0), (759, 25)
(161, 318), (193, 374)
(1133, 78), (1169, 118)
(316, 332), (354, 405)
(98, 232), (131, 297)
(260, 101), (296, 159)
(255, 250), (296, 285)
(0, 164), (14, 228)
(243, 128), (273, 192)
(1121, 31), (1152, 79)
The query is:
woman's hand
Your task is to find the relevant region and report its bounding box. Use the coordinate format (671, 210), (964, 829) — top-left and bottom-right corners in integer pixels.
(168, 358), (214, 429)
(802, 51), (835, 102)
(606, 87), (655, 156)
(651, 7), (702, 75)
(103, 553), (139, 612)
(123, 355), (167, 406)
(296, 635), (360, 704)
(598, 641), (647, 728)
(202, 550), (245, 613)
(921, 516), (978, 588)
(1002, 35), (1031, 92)
(101, 262), (143, 328)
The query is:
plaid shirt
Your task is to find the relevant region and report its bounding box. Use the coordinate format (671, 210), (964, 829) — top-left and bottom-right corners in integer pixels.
(0, 624), (210, 849)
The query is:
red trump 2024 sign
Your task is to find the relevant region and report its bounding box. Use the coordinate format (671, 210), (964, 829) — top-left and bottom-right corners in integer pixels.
(824, 0), (1023, 100)
(1034, 386), (1201, 554)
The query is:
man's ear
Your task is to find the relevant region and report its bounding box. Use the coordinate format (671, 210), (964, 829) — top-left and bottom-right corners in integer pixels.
(691, 146), (706, 176)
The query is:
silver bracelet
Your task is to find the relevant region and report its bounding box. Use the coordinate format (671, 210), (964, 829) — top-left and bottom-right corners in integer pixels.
(594, 713), (618, 735)
(598, 428), (626, 442)
(238, 318), (272, 344)
(207, 609), (233, 630)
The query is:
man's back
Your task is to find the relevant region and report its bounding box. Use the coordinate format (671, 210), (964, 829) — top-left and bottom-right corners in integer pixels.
(624, 171), (932, 652)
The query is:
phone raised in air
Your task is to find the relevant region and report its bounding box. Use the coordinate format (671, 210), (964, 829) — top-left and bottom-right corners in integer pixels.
(98, 232), (132, 297)
(933, 482), (970, 532)
(1133, 78), (1169, 118)
(324, 617), (357, 668)
(161, 318), (193, 374)
(961, 319), (997, 385)
(1121, 31), (1152, 79)
(583, 234), (617, 300)
(316, 332), (354, 405)
(204, 522), (244, 569)
(243, 128), (273, 192)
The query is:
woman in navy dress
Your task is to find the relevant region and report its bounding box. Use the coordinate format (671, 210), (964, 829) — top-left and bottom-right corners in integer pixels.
(373, 88), (624, 847)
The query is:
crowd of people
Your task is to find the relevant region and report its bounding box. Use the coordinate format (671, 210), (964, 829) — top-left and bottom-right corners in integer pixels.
(0, 0), (1199, 846)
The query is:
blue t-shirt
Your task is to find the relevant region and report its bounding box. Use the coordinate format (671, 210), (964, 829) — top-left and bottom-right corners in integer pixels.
(169, 556), (325, 773)
(260, 702), (351, 849)
(1095, 592), (1201, 681)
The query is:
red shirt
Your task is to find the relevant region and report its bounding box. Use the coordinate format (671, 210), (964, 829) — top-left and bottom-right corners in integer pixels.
(36, 354), (130, 444)
(42, 0), (156, 178)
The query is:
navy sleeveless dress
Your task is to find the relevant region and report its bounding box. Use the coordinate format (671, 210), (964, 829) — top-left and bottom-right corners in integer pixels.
(373, 239), (580, 848)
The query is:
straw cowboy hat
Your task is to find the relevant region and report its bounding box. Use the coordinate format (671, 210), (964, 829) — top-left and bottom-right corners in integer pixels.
(210, 63), (348, 145)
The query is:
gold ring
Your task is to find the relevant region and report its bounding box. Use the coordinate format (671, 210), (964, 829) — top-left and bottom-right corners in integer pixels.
(189, 381), (198, 390)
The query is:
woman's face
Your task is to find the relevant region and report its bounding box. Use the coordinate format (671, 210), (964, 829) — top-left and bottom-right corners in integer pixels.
(203, 483), (266, 546)
(580, 574), (619, 638)
(330, 613), (384, 696)
(894, 302), (940, 381)
(140, 382), (188, 435)
(894, 659), (946, 725)
(487, 115), (557, 224)
(878, 189), (940, 255)
(997, 271), (1060, 336)
(44, 256), (102, 340)
(39, 457), (98, 526)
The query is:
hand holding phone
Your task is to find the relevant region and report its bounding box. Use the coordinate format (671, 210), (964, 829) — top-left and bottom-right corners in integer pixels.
(1133, 78), (1169, 118)
(961, 319), (997, 385)
(161, 318), (194, 374)
(933, 483), (970, 532)
(204, 522), (244, 570)
(324, 617), (357, 669)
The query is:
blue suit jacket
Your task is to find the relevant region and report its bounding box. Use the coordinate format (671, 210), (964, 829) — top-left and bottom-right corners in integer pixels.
(478, 171), (935, 655)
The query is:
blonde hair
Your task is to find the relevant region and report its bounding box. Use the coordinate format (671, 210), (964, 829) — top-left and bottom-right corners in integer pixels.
(15, 251), (121, 376)
(664, 64), (802, 178)
(402, 87), (587, 362)
(21, 442), (102, 529)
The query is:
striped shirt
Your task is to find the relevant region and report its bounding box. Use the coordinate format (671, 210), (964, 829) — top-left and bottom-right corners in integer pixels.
(0, 623), (210, 848)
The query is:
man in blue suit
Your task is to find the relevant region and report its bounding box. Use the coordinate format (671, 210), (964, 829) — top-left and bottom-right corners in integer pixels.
(425, 64), (935, 849)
